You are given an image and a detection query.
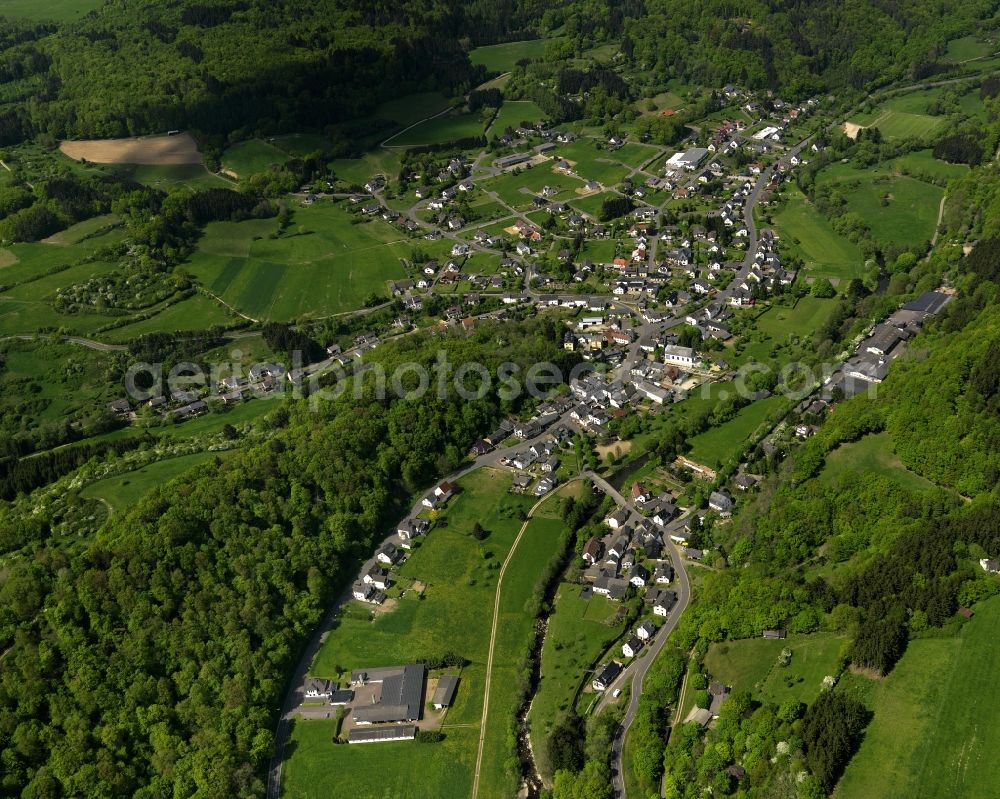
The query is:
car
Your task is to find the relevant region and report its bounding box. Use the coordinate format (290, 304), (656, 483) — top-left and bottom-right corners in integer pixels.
(611, 688), (622, 698)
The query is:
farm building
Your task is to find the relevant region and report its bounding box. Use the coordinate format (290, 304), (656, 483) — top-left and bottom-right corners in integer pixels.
(432, 676), (460, 710)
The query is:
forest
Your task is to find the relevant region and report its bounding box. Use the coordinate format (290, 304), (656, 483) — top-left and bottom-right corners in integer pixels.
(0, 317), (574, 798)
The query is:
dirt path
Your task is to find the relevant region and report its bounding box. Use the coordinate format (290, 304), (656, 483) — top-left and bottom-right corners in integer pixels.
(471, 481), (579, 799)
(931, 194), (946, 247)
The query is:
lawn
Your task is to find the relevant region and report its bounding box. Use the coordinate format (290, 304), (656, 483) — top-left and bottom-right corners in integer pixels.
(285, 470), (571, 799)
(470, 39), (549, 72)
(704, 632), (848, 707)
(103, 293), (238, 341)
(836, 596), (1000, 799)
(79, 451), (226, 514)
(492, 100), (546, 134)
(555, 140), (633, 185)
(104, 163), (232, 190)
(481, 166), (582, 209)
(384, 110), (486, 147)
(685, 394), (786, 469)
(772, 186), (863, 282)
(376, 92), (452, 126)
(754, 297), (836, 341)
(891, 148), (971, 183)
(221, 139), (289, 177)
(815, 165), (943, 248)
(819, 432), (936, 493)
(529, 581), (628, 781)
(847, 91), (947, 141)
(330, 149), (403, 187)
(945, 34), (994, 62)
(184, 204), (409, 320)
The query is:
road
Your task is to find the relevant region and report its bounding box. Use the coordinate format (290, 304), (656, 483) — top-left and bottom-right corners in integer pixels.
(0, 334), (127, 352)
(583, 473), (692, 799)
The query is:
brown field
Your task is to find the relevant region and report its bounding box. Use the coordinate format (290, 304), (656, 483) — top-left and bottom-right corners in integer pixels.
(59, 132), (202, 165)
(0, 249), (18, 268)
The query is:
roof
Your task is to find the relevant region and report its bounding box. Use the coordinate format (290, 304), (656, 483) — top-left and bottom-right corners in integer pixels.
(432, 675), (460, 707)
(348, 726), (417, 744)
(350, 664), (425, 723)
(901, 290), (951, 315)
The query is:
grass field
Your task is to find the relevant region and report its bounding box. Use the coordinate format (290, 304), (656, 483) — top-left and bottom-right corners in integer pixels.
(848, 90), (948, 141)
(79, 451), (225, 514)
(184, 204), (408, 320)
(945, 35), (994, 62)
(492, 100), (546, 134)
(816, 164), (943, 248)
(704, 632), (848, 707)
(772, 186), (863, 282)
(754, 297), (836, 341)
(554, 140), (633, 185)
(42, 214), (121, 245)
(0, 0), (103, 19)
(891, 149), (971, 182)
(686, 394), (786, 468)
(482, 166), (582, 209)
(819, 432), (935, 493)
(221, 139), (289, 177)
(284, 470), (571, 799)
(470, 39), (549, 72)
(529, 581), (627, 781)
(330, 149), (403, 187)
(104, 163), (232, 190)
(836, 596), (1000, 799)
(103, 293), (238, 341)
(384, 110), (485, 147)
(377, 92), (452, 127)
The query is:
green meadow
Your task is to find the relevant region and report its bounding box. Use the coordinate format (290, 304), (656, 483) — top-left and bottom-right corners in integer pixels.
(819, 432), (936, 493)
(470, 39), (549, 72)
(772, 186), (864, 282)
(221, 139), (290, 177)
(0, 0), (103, 20)
(384, 110), (485, 147)
(704, 632), (848, 706)
(491, 100), (546, 134)
(529, 581), (628, 781)
(837, 596), (1000, 799)
(184, 203), (409, 320)
(685, 394), (786, 469)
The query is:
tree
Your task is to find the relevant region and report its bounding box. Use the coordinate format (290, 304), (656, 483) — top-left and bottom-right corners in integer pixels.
(811, 278), (836, 298)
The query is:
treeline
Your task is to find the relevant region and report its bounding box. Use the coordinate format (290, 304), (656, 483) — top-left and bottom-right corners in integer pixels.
(261, 322), (325, 364)
(0, 433), (151, 504)
(933, 133), (983, 165)
(0, 317), (573, 797)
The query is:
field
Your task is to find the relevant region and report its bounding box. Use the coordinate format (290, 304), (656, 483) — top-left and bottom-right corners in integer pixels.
(771, 186), (863, 282)
(945, 35), (994, 62)
(704, 632), (848, 707)
(79, 451), (225, 514)
(891, 149), (970, 183)
(104, 163), (232, 190)
(685, 394), (786, 469)
(384, 110), (485, 147)
(183, 203), (409, 320)
(376, 92), (452, 126)
(754, 296), (836, 341)
(284, 470), (571, 799)
(42, 214), (120, 246)
(0, 0), (105, 21)
(482, 166), (582, 209)
(819, 432), (935, 493)
(492, 100), (546, 134)
(847, 90), (948, 141)
(529, 581), (627, 781)
(836, 596), (1000, 799)
(470, 39), (549, 72)
(103, 293), (238, 341)
(60, 133), (203, 165)
(221, 139), (289, 177)
(554, 140), (634, 185)
(816, 164), (943, 248)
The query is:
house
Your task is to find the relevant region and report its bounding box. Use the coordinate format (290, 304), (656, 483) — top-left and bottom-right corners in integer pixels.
(631, 482), (652, 504)
(606, 507), (631, 529)
(636, 621), (657, 641)
(651, 589), (678, 617)
(352, 581), (385, 605)
(434, 480), (456, 502)
(622, 635), (644, 658)
(734, 473), (758, 491)
(108, 399), (131, 415)
(304, 678), (335, 700)
(534, 476), (556, 495)
(376, 542), (402, 566)
(709, 682), (731, 717)
(582, 537), (604, 565)
(663, 345), (697, 367)
(432, 675), (460, 709)
(628, 564), (650, 587)
(709, 489), (734, 516)
(762, 628), (787, 640)
(980, 558), (1000, 574)
(363, 564), (391, 590)
(397, 518), (429, 543)
(654, 564), (674, 584)
(592, 661), (623, 691)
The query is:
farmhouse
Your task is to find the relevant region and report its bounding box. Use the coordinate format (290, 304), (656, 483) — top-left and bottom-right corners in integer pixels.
(351, 664), (426, 725)
(304, 678), (335, 700)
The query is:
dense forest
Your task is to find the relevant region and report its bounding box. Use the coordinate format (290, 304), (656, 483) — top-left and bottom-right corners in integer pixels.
(0, 318), (574, 798)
